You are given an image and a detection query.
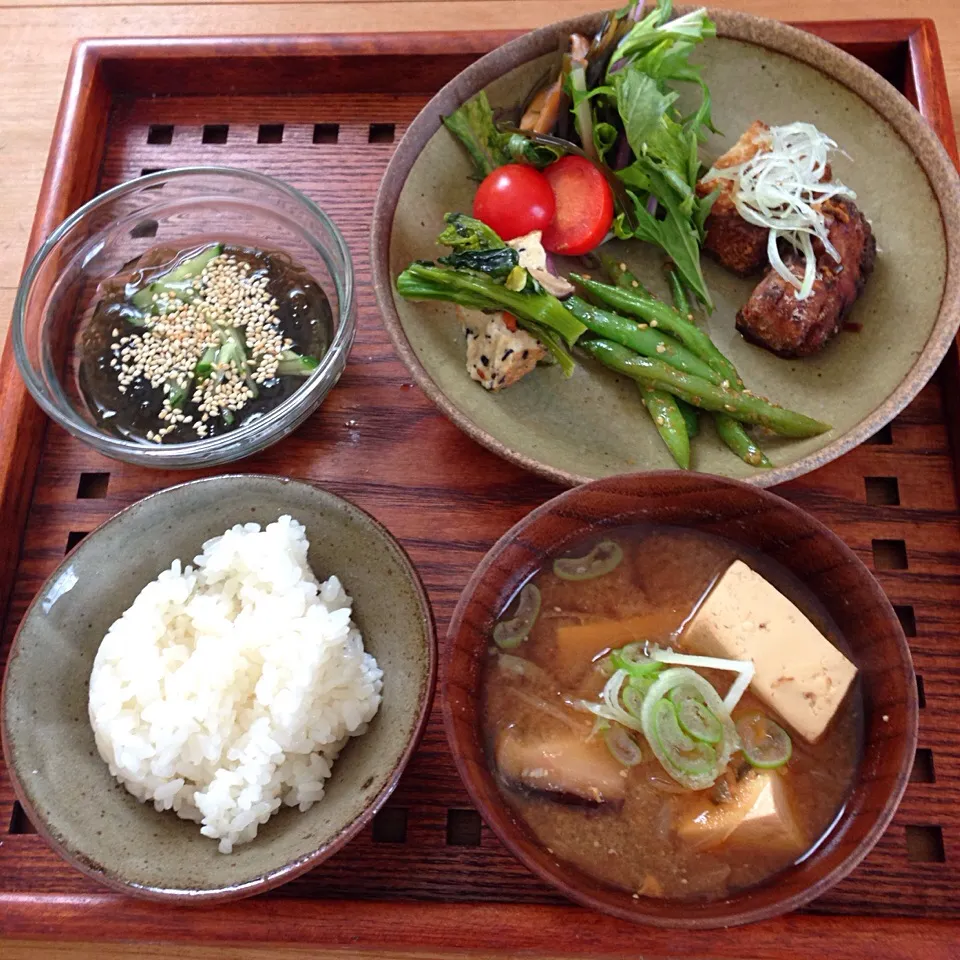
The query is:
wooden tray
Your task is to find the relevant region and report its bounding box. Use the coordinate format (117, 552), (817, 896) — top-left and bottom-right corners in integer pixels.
(1, 21), (959, 959)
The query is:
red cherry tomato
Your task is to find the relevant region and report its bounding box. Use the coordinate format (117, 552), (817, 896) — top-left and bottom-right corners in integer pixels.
(540, 156), (615, 256)
(473, 164), (556, 241)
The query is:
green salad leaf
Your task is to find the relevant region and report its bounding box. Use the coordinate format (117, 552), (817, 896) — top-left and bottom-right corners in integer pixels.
(442, 92), (512, 178)
(599, 1), (719, 306)
(437, 212), (505, 252)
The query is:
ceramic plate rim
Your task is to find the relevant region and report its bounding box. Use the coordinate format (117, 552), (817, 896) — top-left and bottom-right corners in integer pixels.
(0, 473), (438, 903)
(371, 7), (960, 488)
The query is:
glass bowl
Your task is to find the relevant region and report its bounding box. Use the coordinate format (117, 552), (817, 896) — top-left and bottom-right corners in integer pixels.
(13, 167), (355, 468)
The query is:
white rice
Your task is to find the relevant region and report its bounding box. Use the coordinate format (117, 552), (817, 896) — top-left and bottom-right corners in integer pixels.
(88, 515), (383, 853)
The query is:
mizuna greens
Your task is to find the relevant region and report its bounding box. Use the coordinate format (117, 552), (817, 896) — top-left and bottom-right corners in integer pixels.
(442, 0), (720, 306)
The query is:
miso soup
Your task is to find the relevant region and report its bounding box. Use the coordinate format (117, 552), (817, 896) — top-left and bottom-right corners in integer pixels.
(482, 525), (862, 901)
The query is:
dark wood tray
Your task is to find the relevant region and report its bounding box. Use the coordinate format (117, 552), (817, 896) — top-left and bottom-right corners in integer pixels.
(1, 22), (958, 959)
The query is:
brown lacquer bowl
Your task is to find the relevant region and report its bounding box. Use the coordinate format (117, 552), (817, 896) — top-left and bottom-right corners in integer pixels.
(443, 472), (917, 928)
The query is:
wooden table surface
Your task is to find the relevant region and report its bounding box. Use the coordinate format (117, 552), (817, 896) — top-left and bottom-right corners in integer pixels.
(1, 0), (958, 956)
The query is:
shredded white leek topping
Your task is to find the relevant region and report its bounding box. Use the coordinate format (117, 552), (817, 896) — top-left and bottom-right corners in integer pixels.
(649, 645), (755, 713)
(705, 122), (856, 300)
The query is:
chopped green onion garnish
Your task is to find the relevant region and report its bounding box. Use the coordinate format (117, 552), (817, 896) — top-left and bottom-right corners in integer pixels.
(604, 725), (643, 766)
(736, 712), (793, 769)
(493, 583), (541, 649)
(639, 667), (740, 790)
(553, 540), (623, 581)
(669, 683), (723, 744)
(652, 699), (717, 776)
(650, 645), (755, 712)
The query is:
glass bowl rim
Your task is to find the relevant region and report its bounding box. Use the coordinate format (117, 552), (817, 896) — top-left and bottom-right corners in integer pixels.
(12, 165), (356, 461)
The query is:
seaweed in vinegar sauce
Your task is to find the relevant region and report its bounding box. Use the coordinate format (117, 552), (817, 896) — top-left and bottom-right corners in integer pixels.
(78, 241), (334, 443)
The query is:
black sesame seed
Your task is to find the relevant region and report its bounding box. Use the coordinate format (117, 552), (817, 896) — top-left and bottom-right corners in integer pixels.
(521, 350), (529, 359)
(480, 355), (489, 366)
(502, 349), (514, 360)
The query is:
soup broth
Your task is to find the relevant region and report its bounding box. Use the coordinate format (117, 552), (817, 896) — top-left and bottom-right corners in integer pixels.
(482, 525), (862, 901)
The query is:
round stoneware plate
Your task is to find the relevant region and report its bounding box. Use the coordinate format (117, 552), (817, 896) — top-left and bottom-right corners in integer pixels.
(372, 8), (960, 487)
(1, 475), (436, 901)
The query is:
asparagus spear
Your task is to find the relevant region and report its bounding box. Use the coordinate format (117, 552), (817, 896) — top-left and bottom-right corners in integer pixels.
(580, 339), (831, 438)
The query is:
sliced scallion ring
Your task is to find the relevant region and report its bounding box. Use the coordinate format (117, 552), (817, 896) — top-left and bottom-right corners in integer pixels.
(492, 583), (541, 650)
(604, 725), (643, 766)
(736, 712), (793, 769)
(553, 540), (623, 581)
(651, 699), (716, 776)
(669, 683), (723, 745)
(640, 667), (739, 790)
(610, 641), (664, 680)
(621, 682), (646, 720)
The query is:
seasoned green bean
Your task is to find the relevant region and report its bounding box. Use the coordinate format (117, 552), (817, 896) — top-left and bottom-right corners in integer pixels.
(580, 339), (831, 438)
(677, 399), (700, 439)
(598, 252), (652, 296)
(591, 262), (693, 466)
(565, 297), (719, 383)
(714, 414), (772, 468)
(638, 384), (690, 469)
(664, 261), (691, 318)
(572, 275), (743, 389)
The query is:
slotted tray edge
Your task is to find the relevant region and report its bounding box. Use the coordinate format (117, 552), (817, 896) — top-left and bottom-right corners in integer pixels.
(1, 23), (958, 959)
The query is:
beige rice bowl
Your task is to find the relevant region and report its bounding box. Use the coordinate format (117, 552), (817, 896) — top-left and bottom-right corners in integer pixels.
(88, 515), (383, 853)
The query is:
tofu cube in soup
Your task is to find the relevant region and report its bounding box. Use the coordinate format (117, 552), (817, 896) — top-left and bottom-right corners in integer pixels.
(684, 560), (857, 743)
(676, 770), (806, 857)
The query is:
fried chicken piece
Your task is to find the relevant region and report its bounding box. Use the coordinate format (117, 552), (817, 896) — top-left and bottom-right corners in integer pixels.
(698, 121), (835, 278)
(735, 198), (876, 358)
(697, 121), (772, 277)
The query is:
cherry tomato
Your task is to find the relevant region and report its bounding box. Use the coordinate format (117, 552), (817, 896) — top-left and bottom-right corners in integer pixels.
(541, 156), (614, 256)
(473, 164), (556, 241)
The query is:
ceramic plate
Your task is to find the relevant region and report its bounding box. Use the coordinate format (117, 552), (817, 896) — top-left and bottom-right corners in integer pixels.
(372, 9), (960, 486)
(1, 475), (436, 901)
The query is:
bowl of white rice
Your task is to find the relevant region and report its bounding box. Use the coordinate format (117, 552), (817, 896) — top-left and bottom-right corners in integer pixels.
(1, 474), (435, 901)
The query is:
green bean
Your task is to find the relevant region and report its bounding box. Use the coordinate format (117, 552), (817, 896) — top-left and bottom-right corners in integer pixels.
(598, 252), (652, 296)
(638, 384), (690, 469)
(663, 266), (704, 446)
(714, 414), (773, 468)
(664, 261), (691, 318)
(661, 261), (769, 468)
(580, 339), (831, 439)
(590, 264), (692, 466)
(565, 297), (719, 383)
(572, 275), (743, 389)
(677, 399), (700, 439)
